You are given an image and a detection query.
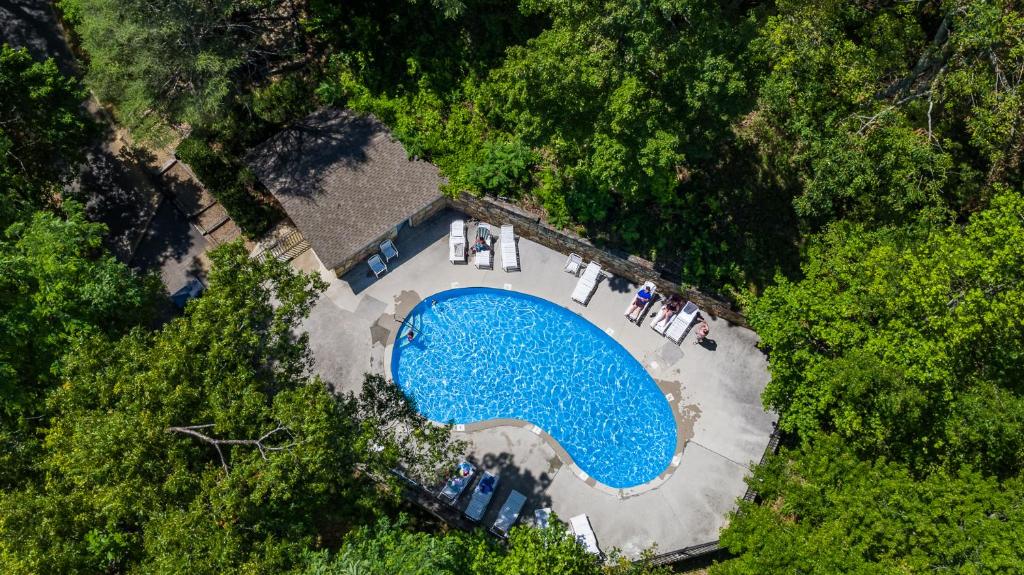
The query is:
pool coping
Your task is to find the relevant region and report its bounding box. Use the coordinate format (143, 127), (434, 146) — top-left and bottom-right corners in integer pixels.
(382, 287), (689, 498)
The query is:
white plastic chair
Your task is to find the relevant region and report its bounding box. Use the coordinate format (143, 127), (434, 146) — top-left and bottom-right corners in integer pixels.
(368, 254), (387, 278)
(380, 239), (399, 262)
(564, 253), (583, 275)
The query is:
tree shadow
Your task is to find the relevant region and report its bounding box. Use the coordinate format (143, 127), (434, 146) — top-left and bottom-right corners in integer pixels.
(606, 274), (634, 294)
(457, 449), (555, 531)
(130, 198), (208, 297)
(246, 109), (379, 201)
(68, 142), (158, 262)
(0, 0), (80, 77)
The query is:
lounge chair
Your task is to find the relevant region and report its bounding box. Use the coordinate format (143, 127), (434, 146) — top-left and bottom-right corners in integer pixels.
(500, 224), (519, 271)
(380, 239), (399, 262)
(464, 472), (498, 522)
(438, 461), (476, 505)
(475, 246), (492, 269)
(368, 254), (387, 278)
(564, 253), (583, 275)
(489, 489), (527, 537)
(475, 223), (493, 269)
(571, 261), (602, 305)
(664, 301), (700, 343)
(569, 514), (602, 556)
(624, 281), (657, 325)
(450, 220), (466, 264)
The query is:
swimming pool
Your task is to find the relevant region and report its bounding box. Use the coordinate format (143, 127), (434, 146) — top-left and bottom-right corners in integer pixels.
(390, 287), (677, 488)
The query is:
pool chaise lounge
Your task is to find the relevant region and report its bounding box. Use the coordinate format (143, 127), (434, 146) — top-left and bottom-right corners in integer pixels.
(489, 489), (527, 537)
(651, 300), (697, 335)
(500, 224), (519, 271)
(464, 471), (498, 522)
(569, 514), (602, 556)
(450, 220), (466, 263)
(662, 301), (700, 343)
(571, 261), (603, 304)
(625, 281), (657, 324)
(439, 461), (476, 504)
(475, 223), (493, 269)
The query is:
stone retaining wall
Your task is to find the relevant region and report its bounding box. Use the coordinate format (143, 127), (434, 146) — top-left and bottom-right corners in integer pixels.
(448, 194), (747, 327)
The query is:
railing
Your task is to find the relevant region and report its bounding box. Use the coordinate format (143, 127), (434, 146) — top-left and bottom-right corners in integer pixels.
(646, 540), (723, 568)
(641, 423), (783, 570)
(253, 230), (310, 262)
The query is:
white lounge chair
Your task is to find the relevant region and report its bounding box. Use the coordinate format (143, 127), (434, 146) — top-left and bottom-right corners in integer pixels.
(380, 239), (399, 262)
(664, 301), (700, 343)
(464, 472), (498, 522)
(489, 489), (527, 537)
(571, 261), (602, 305)
(475, 223), (493, 269)
(438, 461), (476, 505)
(624, 281), (657, 324)
(368, 254), (387, 278)
(475, 246), (492, 269)
(564, 253), (583, 275)
(500, 224), (519, 271)
(449, 220), (466, 264)
(569, 514), (602, 556)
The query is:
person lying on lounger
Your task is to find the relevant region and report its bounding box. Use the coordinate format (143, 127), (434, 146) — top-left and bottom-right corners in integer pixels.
(654, 294), (683, 324)
(471, 237), (488, 253)
(625, 285), (653, 320)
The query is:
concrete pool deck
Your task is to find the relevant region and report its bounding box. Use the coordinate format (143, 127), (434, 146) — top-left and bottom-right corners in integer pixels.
(293, 209), (776, 557)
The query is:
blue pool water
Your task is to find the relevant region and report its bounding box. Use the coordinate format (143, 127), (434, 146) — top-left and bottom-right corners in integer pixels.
(390, 288), (677, 488)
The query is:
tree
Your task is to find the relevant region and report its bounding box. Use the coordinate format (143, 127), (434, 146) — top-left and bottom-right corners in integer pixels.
(749, 189), (1024, 476)
(744, 0), (1024, 228)
(0, 203), (160, 488)
(58, 0), (308, 139)
(302, 515), (669, 575)
(0, 242), (461, 573)
(714, 435), (1024, 574)
(0, 46), (91, 228)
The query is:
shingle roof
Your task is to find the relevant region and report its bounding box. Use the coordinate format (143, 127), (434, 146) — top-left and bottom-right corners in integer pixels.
(246, 108), (443, 270)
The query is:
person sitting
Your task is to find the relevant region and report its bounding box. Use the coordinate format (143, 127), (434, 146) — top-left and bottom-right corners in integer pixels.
(625, 285), (653, 321)
(471, 236), (488, 253)
(693, 318), (710, 345)
(654, 294), (683, 325)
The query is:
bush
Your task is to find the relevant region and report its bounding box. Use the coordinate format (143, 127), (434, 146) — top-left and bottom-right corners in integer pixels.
(251, 74), (315, 125)
(175, 136), (280, 237)
(464, 139), (535, 197)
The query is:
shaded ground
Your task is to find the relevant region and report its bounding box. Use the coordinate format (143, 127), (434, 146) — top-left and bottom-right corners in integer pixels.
(0, 0), (77, 75)
(66, 141), (161, 261)
(130, 197), (209, 295)
(1, 0), (226, 294)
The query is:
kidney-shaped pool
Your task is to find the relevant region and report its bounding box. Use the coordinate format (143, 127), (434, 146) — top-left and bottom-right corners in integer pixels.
(390, 287), (677, 488)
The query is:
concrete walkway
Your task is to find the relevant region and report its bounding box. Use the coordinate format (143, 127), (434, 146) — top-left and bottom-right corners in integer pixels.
(294, 209), (776, 557)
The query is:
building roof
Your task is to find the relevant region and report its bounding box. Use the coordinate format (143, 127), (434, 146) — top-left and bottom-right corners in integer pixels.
(246, 108), (443, 270)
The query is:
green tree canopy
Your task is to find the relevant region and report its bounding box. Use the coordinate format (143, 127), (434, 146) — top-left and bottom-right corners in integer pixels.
(714, 435), (1024, 575)
(0, 243), (460, 573)
(0, 203), (160, 434)
(303, 515), (668, 575)
(58, 0), (307, 140)
(0, 45), (91, 228)
(750, 189), (1024, 476)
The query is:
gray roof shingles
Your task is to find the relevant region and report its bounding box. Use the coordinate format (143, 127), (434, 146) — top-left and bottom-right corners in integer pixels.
(246, 108), (443, 270)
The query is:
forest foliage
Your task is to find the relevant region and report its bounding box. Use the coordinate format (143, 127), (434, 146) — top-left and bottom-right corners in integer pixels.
(4, 0), (1024, 572)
